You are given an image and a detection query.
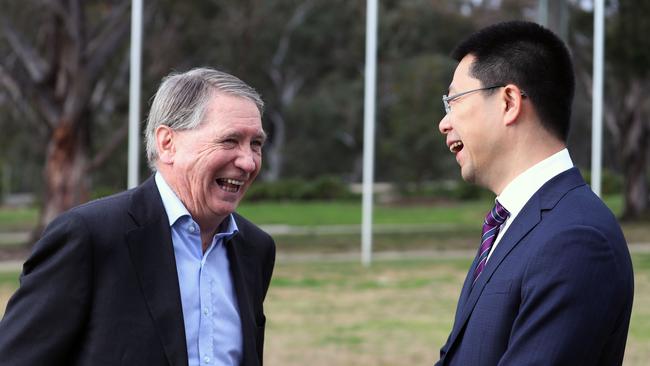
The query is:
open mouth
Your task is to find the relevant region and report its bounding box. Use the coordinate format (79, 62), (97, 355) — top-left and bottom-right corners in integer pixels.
(216, 178), (244, 193)
(449, 140), (464, 153)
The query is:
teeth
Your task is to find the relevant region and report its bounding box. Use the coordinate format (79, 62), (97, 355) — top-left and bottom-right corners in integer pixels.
(223, 178), (244, 186)
(449, 141), (463, 153)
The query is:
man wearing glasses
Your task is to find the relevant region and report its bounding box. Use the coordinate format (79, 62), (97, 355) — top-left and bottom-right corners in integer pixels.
(435, 21), (633, 365)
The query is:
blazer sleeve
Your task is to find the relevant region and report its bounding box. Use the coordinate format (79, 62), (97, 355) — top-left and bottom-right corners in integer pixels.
(0, 211), (93, 365)
(497, 225), (632, 365)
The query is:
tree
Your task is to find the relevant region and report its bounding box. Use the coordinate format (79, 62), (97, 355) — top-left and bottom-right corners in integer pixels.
(150, 0), (368, 181)
(570, 0), (650, 220)
(0, 0), (134, 234)
(604, 0), (650, 219)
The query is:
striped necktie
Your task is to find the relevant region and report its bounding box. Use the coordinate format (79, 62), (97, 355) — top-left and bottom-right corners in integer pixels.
(472, 200), (510, 285)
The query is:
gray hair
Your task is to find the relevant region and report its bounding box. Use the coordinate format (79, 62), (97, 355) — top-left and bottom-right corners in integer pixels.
(145, 67), (264, 171)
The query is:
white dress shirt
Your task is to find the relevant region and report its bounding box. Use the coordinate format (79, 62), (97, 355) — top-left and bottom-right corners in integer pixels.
(155, 173), (243, 366)
(487, 148), (574, 261)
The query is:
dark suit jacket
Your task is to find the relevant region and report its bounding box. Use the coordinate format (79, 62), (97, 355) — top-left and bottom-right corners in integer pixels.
(0, 177), (275, 366)
(436, 168), (634, 366)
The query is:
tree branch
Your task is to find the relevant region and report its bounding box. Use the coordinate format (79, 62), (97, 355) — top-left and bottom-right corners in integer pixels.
(86, 121), (129, 172)
(65, 0), (85, 66)
(0, 59), (58, 129)
(0, 14), (50, 83)
(269, 0), (316, 86)
(0, 63), (45, 131)
(85, 0), (139, 85)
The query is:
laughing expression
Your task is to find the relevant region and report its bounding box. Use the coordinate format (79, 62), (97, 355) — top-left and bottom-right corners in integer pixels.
(438, 55), (502, 187)
(164, 93), (265, 228)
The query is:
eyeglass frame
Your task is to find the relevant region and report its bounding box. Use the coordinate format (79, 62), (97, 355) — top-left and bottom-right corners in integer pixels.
(442, 85), (527, 114)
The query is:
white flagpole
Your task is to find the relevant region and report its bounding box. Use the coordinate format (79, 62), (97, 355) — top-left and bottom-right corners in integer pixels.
(591, 0), (604, 197)
(128, 0), (143, 189)
(362, 0), (378, 267)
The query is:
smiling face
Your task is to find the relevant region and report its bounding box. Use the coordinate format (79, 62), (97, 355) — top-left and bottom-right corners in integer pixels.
(156, 92), (265, 229)
(438, 55), (504, 189)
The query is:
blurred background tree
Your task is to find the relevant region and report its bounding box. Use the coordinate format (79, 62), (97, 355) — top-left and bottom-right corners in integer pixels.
(1, 0), (649, 238)
(0, 0), (140, 235)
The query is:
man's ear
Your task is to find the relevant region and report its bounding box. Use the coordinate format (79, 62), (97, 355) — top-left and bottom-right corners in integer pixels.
(502, 84), (524, 126)
(156, 125), (175, 164)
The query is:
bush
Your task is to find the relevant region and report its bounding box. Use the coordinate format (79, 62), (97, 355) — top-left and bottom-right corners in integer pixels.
(398, 180), (492, 201)
(582, 169), (624, 195)
(246, 176), (359, 202)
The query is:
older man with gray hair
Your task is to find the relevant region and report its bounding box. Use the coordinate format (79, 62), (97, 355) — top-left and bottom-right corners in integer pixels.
(0, 67), (276, 366)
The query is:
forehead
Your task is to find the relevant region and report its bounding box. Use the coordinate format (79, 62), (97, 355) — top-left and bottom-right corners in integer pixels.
(449, 55), (480, 92)
(203, 93), (262, 129)
(206, 92), (260, 117)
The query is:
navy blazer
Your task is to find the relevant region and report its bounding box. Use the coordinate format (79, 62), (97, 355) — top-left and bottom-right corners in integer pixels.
(436, 168), (634, 366)
(0, 177), (275, 366)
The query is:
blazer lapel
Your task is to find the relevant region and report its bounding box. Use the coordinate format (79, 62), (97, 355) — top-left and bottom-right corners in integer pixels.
(125, 177), (189, 366)
(225, 229), (260, 366)
(443, 168), (586, 359)
(455, 253), (480, 318)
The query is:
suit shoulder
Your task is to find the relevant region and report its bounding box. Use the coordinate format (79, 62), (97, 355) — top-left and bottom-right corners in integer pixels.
(556, 184), (619, 226)
(233, 212), (274, 243)
(66, 190), (132, 219)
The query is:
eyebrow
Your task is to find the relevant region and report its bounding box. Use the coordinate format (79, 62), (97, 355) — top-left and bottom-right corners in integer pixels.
(221, 130), (267, 143)
(258, 130), (268, 143)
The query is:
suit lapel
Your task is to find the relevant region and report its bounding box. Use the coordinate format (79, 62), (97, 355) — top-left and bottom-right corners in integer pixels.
(125, 177), (189, 366)
(443, 168), (586, 360)
(225, 228), (260, 366)
(455, 253), (480, 315)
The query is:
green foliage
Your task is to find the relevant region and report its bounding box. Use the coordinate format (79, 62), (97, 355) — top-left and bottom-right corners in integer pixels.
(398, 180), (493, 201)
(91, 186), (122, 200)
(377, 54), (459, 183)
(245, 176), (358, 202)
(607, 0), (650, 81)
(4, 0), (646, 216)
(582, 169), (624, 196)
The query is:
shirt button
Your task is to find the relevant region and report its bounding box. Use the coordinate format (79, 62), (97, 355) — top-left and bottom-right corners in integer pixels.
(203, 307), (209, 315)
(204, 356), (210, 363)
(188, 224), (196, 233)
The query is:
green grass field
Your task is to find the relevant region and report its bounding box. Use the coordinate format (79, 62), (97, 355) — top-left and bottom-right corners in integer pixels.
(1, 253), (649, 365)
(0, 194), (623, 231)
(1, 195), (648, 364)
(237, 199), (494, 227)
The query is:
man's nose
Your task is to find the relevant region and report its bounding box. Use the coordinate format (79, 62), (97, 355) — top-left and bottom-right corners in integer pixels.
(235, 147), (258, 173)
(438, 114), (452, 135)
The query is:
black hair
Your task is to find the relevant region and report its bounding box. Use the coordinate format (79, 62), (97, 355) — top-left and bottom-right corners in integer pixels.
(452, 20), (574, 142)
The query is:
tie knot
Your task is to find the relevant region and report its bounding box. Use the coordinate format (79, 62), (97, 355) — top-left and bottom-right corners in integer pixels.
(484, 200), (510, 228)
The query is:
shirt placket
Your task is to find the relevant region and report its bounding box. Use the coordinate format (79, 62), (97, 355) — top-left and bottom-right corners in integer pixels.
(193, 222), (214, 365)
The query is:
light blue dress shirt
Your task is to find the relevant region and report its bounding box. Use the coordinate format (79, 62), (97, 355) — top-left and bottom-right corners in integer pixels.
(155, 173), (243, 366)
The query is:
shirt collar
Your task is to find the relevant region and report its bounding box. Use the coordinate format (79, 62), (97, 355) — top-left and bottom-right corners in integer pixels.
(155, 172), (190, 227)
(154, 172), (239, 236)
(497, 148), (573, 217)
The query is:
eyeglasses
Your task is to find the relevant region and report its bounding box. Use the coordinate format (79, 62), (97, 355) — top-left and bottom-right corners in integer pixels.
(442, 85), (504, 114)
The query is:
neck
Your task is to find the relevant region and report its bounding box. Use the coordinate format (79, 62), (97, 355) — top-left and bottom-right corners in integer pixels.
(488, 138), (565, 195)
(199, 216), (229, 253)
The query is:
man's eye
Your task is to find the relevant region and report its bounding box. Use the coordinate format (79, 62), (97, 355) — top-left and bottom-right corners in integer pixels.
(251, 140), (263, 152)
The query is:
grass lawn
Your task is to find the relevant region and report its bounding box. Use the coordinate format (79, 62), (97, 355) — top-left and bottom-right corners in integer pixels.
(237, 199), (494, 227)
(1, 253), (649, 365)
(0, 194), (633, 234)
(263, 253), (650, 366)
(1, 195), (648, 364)
(0, 207), (38, 232)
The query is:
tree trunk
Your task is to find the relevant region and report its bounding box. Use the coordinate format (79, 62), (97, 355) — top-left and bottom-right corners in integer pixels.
(619, 108), (649, 220)
(34, 119), (89, 237)
(263, 109), (286, 182)
(621, 150), (648, 220)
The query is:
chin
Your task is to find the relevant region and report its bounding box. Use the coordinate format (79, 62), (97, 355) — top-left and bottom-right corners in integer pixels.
(460, 169), (476, 184)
